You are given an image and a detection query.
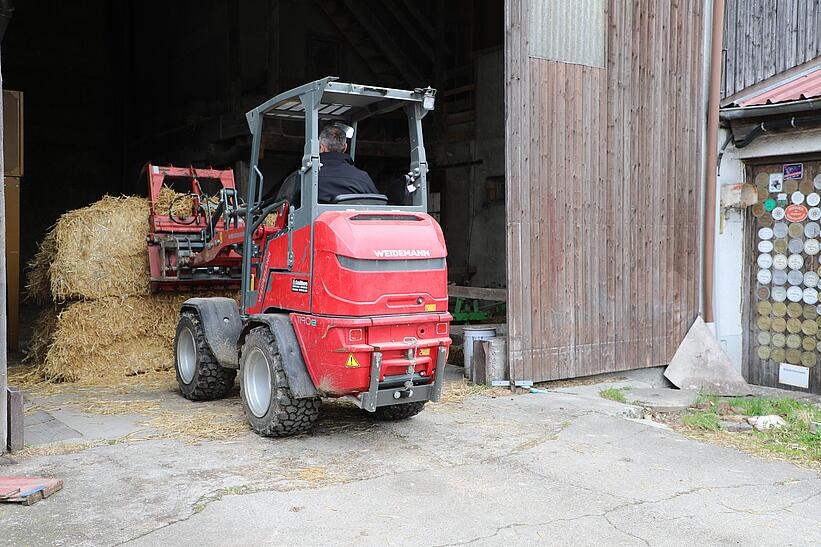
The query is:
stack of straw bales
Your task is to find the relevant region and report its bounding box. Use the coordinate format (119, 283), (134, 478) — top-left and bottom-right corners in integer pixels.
(25, 194), (234, 383)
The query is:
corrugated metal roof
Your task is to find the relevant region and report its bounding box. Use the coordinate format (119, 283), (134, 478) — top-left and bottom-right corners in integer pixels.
(737, 66), (821, 107)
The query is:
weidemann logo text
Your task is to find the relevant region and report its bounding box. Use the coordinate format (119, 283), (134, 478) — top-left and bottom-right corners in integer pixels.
(373, 249), (432, 258)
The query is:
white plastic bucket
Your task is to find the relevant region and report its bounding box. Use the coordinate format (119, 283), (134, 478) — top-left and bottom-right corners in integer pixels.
(463, 326), (497, 379)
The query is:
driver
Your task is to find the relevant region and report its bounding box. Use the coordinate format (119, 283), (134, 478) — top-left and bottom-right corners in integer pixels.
(316, 124), (378, 202)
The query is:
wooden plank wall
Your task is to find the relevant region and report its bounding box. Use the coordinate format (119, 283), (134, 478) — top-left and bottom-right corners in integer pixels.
(506, 0), (705, 382)
(723, 0), (821, 98)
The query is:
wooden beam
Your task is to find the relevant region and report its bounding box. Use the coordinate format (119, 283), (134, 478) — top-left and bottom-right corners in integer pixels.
(448, 285), (507, 302)
(0, 53), (7, 455)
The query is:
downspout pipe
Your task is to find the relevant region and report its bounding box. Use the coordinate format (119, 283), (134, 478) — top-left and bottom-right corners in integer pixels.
(703, 0), (725, 325)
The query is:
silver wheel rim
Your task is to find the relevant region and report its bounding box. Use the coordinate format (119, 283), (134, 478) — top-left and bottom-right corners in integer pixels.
(177, 327), (197, 384)
(244, 348), (272, 418)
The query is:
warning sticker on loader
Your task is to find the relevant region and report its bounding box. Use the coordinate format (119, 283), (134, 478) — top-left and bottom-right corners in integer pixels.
(345, 354), (361, 368)
(291, 279), (309, 293)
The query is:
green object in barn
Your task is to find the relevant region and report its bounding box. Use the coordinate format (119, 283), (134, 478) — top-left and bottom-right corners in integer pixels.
(764, 198), (777, 212)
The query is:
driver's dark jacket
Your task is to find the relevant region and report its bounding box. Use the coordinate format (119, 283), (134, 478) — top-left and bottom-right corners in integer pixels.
(275, 152), (377, 207)
(316, 152), (378, 203)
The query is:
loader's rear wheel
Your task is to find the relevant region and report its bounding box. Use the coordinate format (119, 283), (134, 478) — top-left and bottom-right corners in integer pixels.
(239, 327), (320, 437)
(370, 401), (426, 421)
(174, 311), (236, 401)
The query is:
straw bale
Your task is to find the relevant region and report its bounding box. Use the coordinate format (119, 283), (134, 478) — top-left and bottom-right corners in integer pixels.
(25, 230), (57, 303)
(24, 306), (60, 365)
(49, 195), (151, 300)
(28, 292), (238, 383)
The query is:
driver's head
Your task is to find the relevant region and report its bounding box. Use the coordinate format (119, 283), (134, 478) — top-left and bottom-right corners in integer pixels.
(319, 124), (347, 154)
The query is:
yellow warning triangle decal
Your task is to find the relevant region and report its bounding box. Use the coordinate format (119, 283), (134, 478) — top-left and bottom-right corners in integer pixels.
(345, 353), (360, 368)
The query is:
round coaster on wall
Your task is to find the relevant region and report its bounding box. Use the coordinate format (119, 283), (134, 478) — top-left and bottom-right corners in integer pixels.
(786, 348), (802, 364)
(771, 207), (785, 220)
(803, 336), (817, 350)
(772, 285), (788, 302)
(771, 332), (786, 348)
(801, 351), (817, 367)
(770, 348), (786, 363)
(803, 303), (818, 319)
(758, 240), (774, 253)
(806, 222), (821, 238)
(786, 302), (803, 317)
(773, 254), (788, 270)
(757, 300), (772, 316)
(788, 254), (804, 270)
(771, 317), (787, 332)
(758, 186), (771, 201)
(805, 271), (820, 287)
(805, 239), (820, 255)
(804, 287), (819, 304)
(757, 285), (771, 300)
(788, 269), (804, 286)
(755, 172), (769, 186)
(785, 180), (799, 194)
(757, 253), (773, 269)
(788, 238), (804, 254)
(757, 331), (771, 346)
(803, 320), (819, 336)
(807, 193), (821, 207)
(811, 208), (821, 221)
(814, 173), (821, 190)
(758, 316), (773, 331)
(786, 318), (803, 334)
(786, 333), (802, 347)
(759, 215), (774, 227)
(773, 223), (788, 238)
(792, 191), (806, 205)
(774, 239), (788, 254)
(787, 285), (804, 302)
(800, 180), (814, 195)
(752, 204), (765, 217)
(772, 301), (787, 317)
(757, 346), (772, 360)
(763, 198), (777, 212)
(788, 223), (805, 238)
(757, 269), (773, 285)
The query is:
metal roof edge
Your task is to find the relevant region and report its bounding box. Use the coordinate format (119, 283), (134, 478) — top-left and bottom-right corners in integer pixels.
(720, 98), (821, 121)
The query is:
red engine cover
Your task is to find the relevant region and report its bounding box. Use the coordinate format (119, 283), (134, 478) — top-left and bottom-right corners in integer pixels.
(311, 211), (449, 316)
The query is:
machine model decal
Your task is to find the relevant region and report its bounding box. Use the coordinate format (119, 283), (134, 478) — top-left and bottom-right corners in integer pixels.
(373, 249), (432, 258)
(291, 279), (309, 293)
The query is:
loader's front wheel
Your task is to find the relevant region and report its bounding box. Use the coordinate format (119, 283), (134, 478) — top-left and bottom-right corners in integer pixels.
(239, 327), (320, 437)
(370, 401), (426, 421)
(175, 311), (236, 401)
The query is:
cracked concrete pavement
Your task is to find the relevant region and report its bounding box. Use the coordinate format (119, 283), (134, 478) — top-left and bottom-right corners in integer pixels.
(1, 376), (819, 546)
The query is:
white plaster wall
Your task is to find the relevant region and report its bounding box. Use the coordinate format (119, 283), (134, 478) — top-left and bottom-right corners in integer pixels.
(714, 125), (821, 372)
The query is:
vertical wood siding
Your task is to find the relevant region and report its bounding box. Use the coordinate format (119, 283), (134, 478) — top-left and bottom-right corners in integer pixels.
(506, 0), (705, 382)
(723, 0), (821, 98)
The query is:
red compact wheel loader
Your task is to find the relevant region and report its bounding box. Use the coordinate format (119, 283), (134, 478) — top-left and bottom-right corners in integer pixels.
(147, 78), (451, 437)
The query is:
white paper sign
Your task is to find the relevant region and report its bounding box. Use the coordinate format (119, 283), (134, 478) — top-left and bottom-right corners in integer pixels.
(779, 363), (809, 389)
(769, 173), (784, 192)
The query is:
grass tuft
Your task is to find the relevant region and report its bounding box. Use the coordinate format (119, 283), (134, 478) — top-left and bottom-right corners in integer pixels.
(599, 387), (628, 403)
(681, 411), (723, 431)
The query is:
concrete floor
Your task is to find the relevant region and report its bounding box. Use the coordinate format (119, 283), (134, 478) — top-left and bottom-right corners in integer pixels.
(1, 372), (819, 546)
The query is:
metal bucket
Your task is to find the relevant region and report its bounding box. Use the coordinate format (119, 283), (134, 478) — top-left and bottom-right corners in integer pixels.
(463, 326), (497, 379)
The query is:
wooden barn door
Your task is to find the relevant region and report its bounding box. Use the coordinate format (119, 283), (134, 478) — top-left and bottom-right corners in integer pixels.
(505, 0), (705, 383)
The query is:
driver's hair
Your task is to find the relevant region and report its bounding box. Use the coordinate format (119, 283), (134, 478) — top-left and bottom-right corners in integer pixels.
(319, 124), (347, 153)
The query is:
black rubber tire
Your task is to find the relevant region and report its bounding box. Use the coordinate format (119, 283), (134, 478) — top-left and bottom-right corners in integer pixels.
(370, 401), (426, 421)
(174, 311), (237, 401)
(239, 327), (320, 437)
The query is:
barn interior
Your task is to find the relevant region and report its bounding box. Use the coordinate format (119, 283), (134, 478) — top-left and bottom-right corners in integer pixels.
(3, 0), (507, 347)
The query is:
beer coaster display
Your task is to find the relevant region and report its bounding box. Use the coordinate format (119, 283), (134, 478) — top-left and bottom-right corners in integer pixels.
(752, 163), (821, 373)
